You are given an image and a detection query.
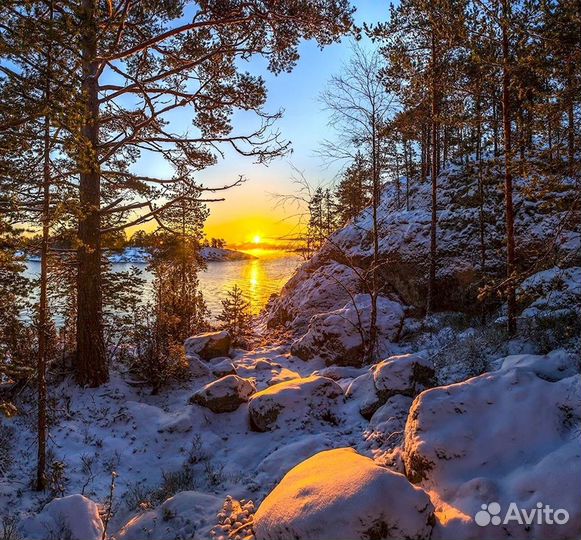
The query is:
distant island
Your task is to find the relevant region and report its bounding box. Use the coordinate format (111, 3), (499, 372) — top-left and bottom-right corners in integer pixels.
(23, 246), (258, 264)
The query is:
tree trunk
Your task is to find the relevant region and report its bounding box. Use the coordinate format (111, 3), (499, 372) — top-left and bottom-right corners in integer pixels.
(403, 137), (411, 211)
(36, 0), (53, 486)
(502, 0), (517, 336)
(76, 0), (107, 386)
(427, 34), (439, 315)
(567, 58), (575, 177)
(367, 110), (379, 362)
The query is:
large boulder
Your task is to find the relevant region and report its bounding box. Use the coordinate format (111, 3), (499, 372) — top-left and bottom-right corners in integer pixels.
(20, 495), (104, 540)
(291, 294), (405, 367)
(248, 375), (344, 432)
(254, 448), (435, 540)
(403, 350), (581, 539)
(184, 331), (231, 360)
(189, 375), (255, 413)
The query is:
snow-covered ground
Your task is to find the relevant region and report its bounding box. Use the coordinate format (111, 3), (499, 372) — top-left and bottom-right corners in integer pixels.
(4, 158), (580, 539)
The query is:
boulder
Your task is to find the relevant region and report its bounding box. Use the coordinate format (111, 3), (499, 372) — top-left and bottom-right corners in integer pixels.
(184, 331), (231, 360)
(189, 375), (255, 413)
(345, 371), (383, 419)
(20, 495), (104, 540)
(291, 294), (405, 367)
(211, 359), (237, 377)
(373, 353), (435, 402)
(254, 448), (434, 540)
(187, 355), (211, 378)
(403, 351), (581, 539)
(364, 395), (413, 452)
(345, 353), (434, 419)
(248, 375), (344, 432)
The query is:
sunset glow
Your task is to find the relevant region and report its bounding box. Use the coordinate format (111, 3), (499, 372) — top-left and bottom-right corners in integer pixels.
(253, 235), (262, 244)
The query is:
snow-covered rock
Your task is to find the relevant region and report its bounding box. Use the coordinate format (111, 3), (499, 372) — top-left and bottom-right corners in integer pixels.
(266, 161), (580, 327)
(345, 371), (384, 419)
(187, 355), (212, 377)
(254, 448), (434, 540)
(189, 375), (256, 413)
(290, 294), (404, 366)
(266, 258), (363, 330)
(248, 375), (344, 432)
(364, 395), (413, 452)
(117, 491), (222, 540)
(373, 353), (435, 402)
(185, 331), (231, 360)
(344, 353), (434, 419)
(20, 494), (104, 540)
(517, 266), (581, 319)
(404, 350), (581, 539)
(108, 247), (150, 263)
(211, 358), (237, 377)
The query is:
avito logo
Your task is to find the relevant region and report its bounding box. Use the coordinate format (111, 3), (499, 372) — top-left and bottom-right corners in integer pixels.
(475, 502), (570, 527)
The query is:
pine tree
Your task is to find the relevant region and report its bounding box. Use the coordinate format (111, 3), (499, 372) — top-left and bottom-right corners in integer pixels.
(218, 285), (253, 345)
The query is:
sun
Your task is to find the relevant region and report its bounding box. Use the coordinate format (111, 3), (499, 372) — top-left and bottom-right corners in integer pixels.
(252, 234), (262, 244)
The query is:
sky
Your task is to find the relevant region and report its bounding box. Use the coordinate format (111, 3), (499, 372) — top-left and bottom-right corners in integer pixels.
(135, 1), (391, 248)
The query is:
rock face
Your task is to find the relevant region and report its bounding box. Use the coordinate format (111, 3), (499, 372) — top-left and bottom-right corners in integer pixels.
(248, 375), (344, 432)
(184, 331), (231, 360)
(266, 162), (579, 326)
(254, 448), (435, 540)
(20, 494), (104, 540)
(266, 257), (363, 330)
(290, 294), (405, 367)
(403, 351), (581, 539)
(189, 375), (255, 413)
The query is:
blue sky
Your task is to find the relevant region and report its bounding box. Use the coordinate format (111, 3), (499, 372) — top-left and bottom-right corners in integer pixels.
(136, 1), (391, 245)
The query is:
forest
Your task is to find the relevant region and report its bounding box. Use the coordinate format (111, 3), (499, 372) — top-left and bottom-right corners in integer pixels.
(0, 1), (579, 539)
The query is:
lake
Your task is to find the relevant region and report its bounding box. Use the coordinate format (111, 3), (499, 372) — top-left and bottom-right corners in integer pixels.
(25, 249), (302, 319)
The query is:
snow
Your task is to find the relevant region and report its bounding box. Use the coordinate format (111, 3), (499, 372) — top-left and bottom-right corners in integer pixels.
(20, 494), (104, 540)
(517, 266), (581, 319)
(253, 448), (435, 540)
(4, 161), (580, 539)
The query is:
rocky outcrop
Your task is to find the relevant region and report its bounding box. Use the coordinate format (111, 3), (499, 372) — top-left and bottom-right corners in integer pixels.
(248, 375), (344, 432)
(189, 375), (255, 413)
(290, 294), (405, 366)
(266, 162), (580, 327)
(254, 448), (435, 540)
(184, 331), (231, 360)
